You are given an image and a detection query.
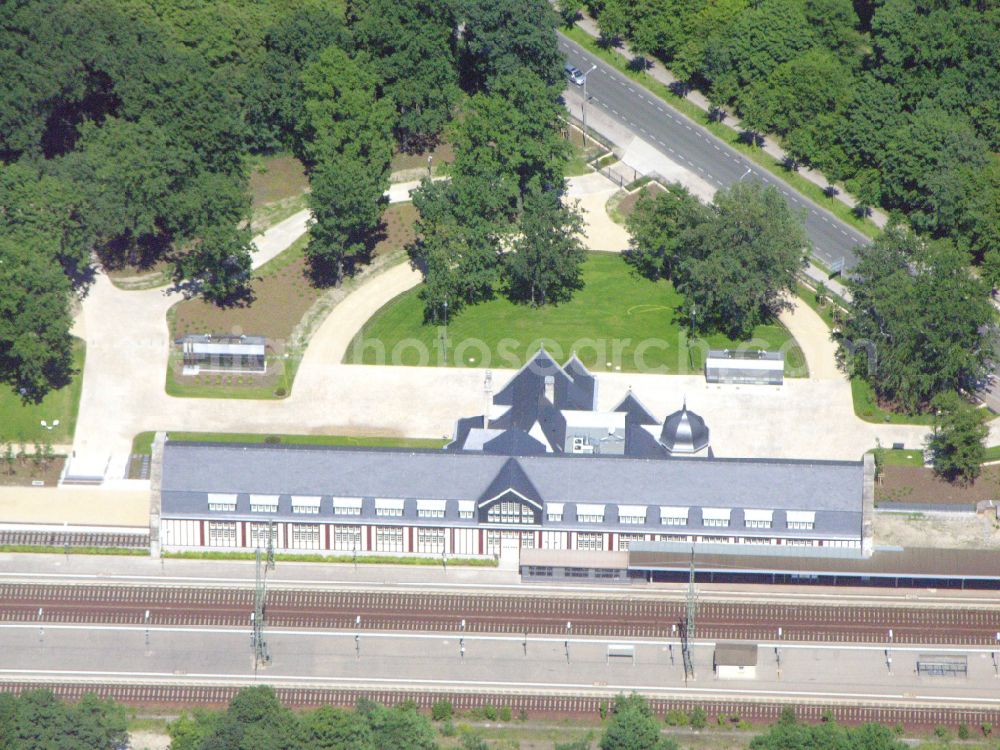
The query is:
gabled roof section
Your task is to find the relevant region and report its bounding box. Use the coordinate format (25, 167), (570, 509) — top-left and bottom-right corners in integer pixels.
(492, 349), (564, 407)
(478, 457), (544, 507)
(482, 430), (547, 456)
(624, 424), (668, 459)
(614, 389), (659, 427)
(535, 399), (567, 452)
(492, 349), (593, 421)
(447, 415), (485, 451)
(563, 353), (596, 410)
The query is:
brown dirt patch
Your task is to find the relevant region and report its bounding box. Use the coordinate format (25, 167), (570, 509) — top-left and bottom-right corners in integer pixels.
(877, 465), (1000, 505)
(249, 155), (309, 209)
(172, 204), (416, 347)
(390, 141), (454, 173)
(616, 182), (666, 219)
(0, 456), (66, 487)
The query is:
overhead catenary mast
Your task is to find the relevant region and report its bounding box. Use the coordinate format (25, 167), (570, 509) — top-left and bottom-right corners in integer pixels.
(682, 549), (696, 682)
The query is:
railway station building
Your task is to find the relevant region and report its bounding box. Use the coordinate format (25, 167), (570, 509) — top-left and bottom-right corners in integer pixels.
(153, 351), (873, 559)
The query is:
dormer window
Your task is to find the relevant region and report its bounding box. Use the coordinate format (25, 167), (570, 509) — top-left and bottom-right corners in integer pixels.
(487, 500), (535, 524)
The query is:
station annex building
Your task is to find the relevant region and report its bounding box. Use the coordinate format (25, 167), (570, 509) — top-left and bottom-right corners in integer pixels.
(154, 351), (873, 558)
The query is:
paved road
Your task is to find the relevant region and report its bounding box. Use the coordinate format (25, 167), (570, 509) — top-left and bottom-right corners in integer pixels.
(559, 35), (869, 271)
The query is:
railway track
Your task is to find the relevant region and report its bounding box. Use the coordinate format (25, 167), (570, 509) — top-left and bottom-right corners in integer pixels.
(0, 681), (997, 729)
(2, 584), (999, 644)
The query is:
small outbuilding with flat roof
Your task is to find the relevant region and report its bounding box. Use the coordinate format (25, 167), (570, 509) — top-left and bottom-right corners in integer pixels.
(714, 643), (758, 679)
(179, 334), (266, 375)
(705, 349), (784, 385)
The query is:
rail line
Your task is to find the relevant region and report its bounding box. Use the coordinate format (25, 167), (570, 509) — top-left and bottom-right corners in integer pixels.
(1, 584), (998, 644)
(0, 680), (997, 729)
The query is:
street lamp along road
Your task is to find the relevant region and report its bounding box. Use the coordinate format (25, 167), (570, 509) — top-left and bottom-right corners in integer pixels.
(580, 65), (598, 147)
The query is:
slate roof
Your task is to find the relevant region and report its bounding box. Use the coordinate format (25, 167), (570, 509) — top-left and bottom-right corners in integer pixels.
(479, 457), (544, 505)
(614, 390), (659, 427)
(161, 442), (863, 536)
(482, 430), (547, 456)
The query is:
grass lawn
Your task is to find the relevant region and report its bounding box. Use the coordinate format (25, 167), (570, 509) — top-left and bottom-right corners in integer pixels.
(166, 203), (417, 399)
(562, 27), (880, 240)
(349, 253), (805, 374)
(130, 430), (448, 456)
(983, 445), (1000, 463)
(871, 447), (925, 468)
(851, 378), (935, 426)
(0, 338), (85, 445)
(565, 123), (608, 177)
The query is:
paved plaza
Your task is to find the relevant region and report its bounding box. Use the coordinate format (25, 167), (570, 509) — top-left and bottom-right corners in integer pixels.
(2, 624), (998, 707)
(61, 136), (958, 487)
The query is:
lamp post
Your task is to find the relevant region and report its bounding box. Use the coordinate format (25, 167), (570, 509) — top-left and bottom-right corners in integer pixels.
(427, 154), (433, 177)
(739, 166), (752, 182)
(565, 621), (572, 662)
(580, 65), (598, 147)
(356, 615), (361, 659)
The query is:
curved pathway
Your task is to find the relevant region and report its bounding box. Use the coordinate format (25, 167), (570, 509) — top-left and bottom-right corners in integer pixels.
(67, 174), (936, 482)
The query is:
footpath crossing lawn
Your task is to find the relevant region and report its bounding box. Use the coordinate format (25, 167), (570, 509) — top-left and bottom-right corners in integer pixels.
(348, 253), (805, 375)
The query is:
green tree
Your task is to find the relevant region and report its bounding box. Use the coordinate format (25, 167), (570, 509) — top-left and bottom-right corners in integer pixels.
(350, 0), (459, 151)
(0, 162), (90, 278)
(505, 185), (586, 306)
(200, 685), (299, 750)
(451, 71), (570, 216)
(842, 227), (996, 412)
(244, 2), (349, 152)
(981, 249), (1000, 293)
(366, 702), (439, 750)
(963, 155), (1000, 264)
(408, 179), (500, 320)
(880, 106), (989, 238)
(688, 706), (707, 729)
(623, 182), (710, 281)
(741, 49), (852, 173)
(306, 157), (389, 283)
(928, 392), (988, 484)
(750, 718), (906, 750)
(703, 0), (817, 108)
(172, 224), (254, 306)
(0, 237), (75, 403)
(600, 694), (676, 750)
(168, 710), (221, 750)
(296, 46), (395, 172)
(557, 0), (583, 27)
(296, 46), (394, 283)
(676, 181), (807, 339)
(298, 705), (375, 750)
(461, 0), (564, 91)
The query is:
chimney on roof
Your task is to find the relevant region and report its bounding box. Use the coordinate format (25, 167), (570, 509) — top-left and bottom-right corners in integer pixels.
(544, 375), (555, 404)
(483, 370), (493, 429)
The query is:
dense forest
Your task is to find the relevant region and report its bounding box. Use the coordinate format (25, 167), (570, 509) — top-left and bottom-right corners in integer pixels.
(588, 0), (1000, 263)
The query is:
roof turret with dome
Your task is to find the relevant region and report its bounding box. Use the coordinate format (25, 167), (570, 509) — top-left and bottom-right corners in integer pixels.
(658, 399), (710, 455)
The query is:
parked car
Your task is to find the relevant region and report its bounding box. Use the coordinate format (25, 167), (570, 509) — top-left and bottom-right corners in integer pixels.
(565, 64), (585, 86)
